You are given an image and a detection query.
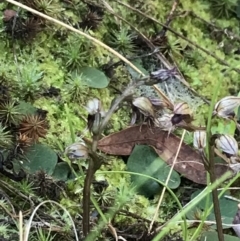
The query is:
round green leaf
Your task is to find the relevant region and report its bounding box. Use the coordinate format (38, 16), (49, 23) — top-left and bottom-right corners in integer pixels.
(127, 60), (148, 79)
(79, 67), (109, 88)
(127, 145), (180, 197)
(201, 231), (240, 241)
(22, 144), (58, 175)
(189, 189), (238, 229)
(52, 162), (75, 181)
(18, 101), (37, 115)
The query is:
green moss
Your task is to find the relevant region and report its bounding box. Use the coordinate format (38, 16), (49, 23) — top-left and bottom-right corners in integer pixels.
(1, 0), (240, 239)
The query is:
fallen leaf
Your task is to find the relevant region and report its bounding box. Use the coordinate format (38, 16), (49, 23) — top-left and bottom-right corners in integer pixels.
(98, 125), (233, 184)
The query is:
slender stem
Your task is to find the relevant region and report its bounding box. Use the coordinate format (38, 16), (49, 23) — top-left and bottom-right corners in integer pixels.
(99, 82), (137, 133)
(82, 158), (94, 236)
(82, 80), (147, 236)
(208, 146), (224, 241)
(204, 76), (224, 241)
(77, 164), (108, 232)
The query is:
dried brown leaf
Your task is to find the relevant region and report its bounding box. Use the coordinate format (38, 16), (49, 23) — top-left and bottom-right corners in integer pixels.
(98, 125), (233, 184)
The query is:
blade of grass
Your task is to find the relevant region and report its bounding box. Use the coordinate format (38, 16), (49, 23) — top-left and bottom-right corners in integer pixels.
(148, 129), (187, 239)
(97, 170), (187, 239)
(23, 200), (79, 241)
(65, 104), (76, 143)
(191, 69), (224, 241)
(152, 171), (232, 241)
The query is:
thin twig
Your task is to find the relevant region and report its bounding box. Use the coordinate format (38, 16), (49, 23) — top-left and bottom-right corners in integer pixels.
(156, 0), (180, 38)
(102, 1), (210, 104)
(114, 0), (240, 74)
(5, 0), (145, 77)
(19, 211), (23, 241)
(148, 130), (186, 233)
(189, 11), (240, 42)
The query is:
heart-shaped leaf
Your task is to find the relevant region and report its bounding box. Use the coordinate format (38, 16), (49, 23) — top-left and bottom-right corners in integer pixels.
(201, 231), (240, 241)
(127, 145), (180, 198)
(188, 189), (238, 229)
(79, 67), (109, 88)
(52, 162), (75, 181)
(21, 144), (58, 175)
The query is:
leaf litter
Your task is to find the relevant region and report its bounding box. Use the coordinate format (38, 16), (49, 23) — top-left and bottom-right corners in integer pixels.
(98, 125), (233, 184)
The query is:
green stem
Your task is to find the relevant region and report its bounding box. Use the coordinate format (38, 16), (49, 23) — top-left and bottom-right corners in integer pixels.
(206, 81), (224, 241)
(208, 147), (224, 241)
(191, 76), (223, 241)
(152, 171), (232, 241)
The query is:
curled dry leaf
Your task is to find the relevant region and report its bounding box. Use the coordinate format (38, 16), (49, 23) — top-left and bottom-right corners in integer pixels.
(98, 125), (233, 185)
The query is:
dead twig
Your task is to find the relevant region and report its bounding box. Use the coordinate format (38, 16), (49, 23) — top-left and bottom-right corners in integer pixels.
(155, 0), (180, 38)
(102, 1), (210, 104)
(148, 130), (186, 233)
(189, 11), (240, 42)
(114, 0), (240, 74)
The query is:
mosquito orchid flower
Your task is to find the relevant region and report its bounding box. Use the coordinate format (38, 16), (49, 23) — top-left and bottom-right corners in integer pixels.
(213, 96), (240, 119)
(193, 130), (206, 150)
(132, 97), (155, 117)
(215, 134), (238, 156)
(65, 142), (88, 160)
